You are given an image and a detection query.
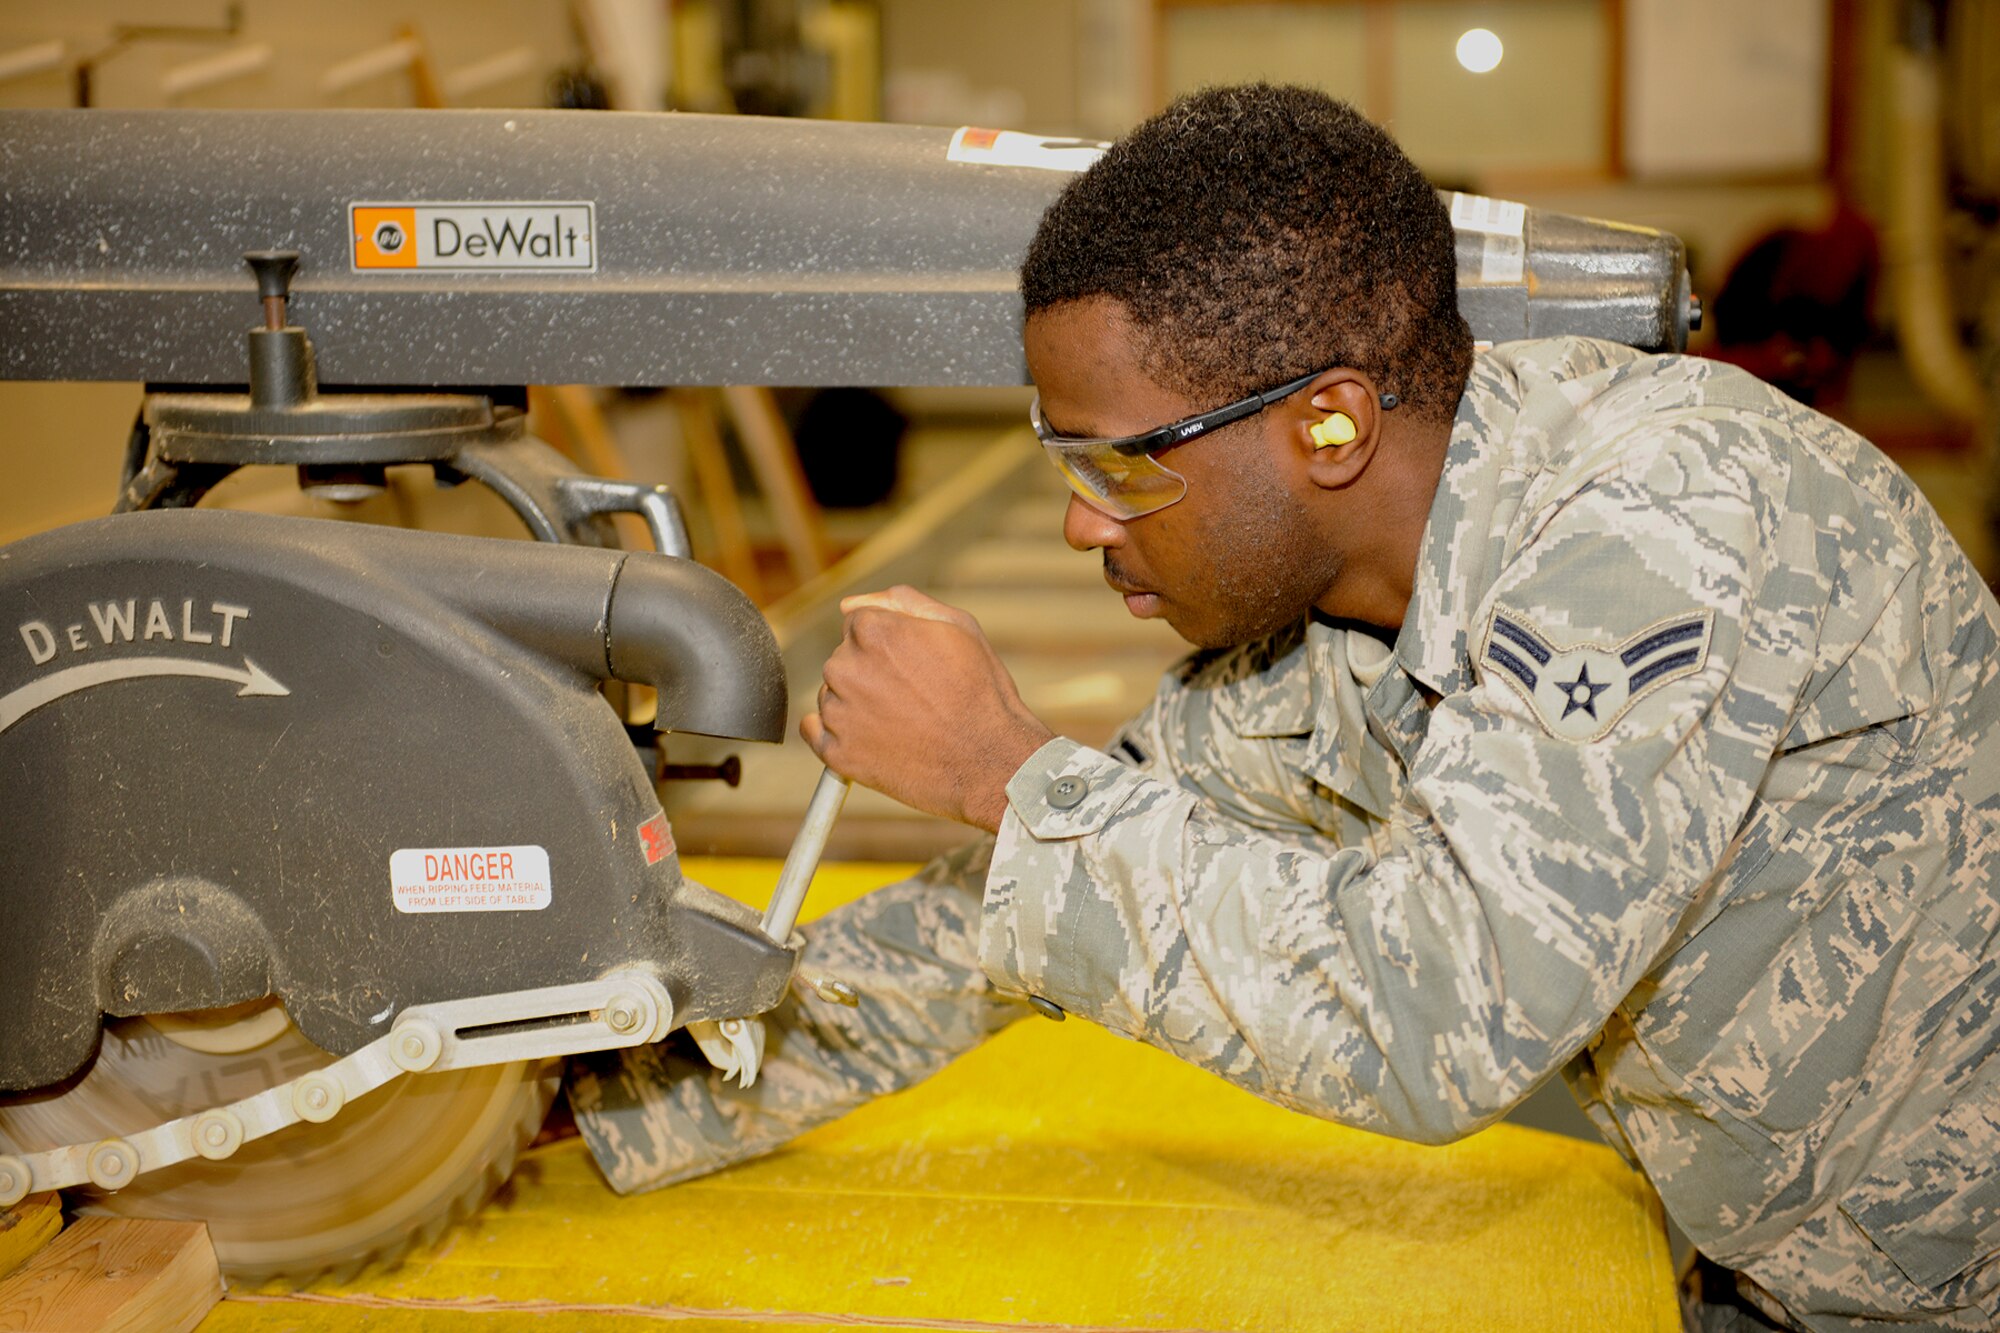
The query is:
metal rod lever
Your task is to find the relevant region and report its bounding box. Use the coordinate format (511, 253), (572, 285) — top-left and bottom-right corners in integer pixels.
(761, 767), (851, 944)
(691, 768), (851, 1089)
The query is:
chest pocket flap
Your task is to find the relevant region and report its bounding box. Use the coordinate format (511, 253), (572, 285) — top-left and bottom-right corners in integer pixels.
(1781, 541), (1927, 752)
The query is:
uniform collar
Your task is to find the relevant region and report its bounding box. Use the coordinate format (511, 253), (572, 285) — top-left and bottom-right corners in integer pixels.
(1393, 353), (1526, 697)
(1302, 621), (1403, 818)
(1220, 621), (1317, 739)
(1225, 619), (1401, 821)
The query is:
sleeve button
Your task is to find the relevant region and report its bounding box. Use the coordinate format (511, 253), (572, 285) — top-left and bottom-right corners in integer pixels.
(1027, 996), (1067, 1021)
(1046, 776), (1087, 809)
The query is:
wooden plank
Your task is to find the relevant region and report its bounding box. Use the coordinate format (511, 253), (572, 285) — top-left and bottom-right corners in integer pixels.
(0, 1217), (221, 1333)
(762, 426), (1044, 669)
(720, 385), (833, 583)
(936, 538), (1107, 588)
(671, 389), (763, 599)
(397, 23), (445, 110)
(952, 587), (1187, 656)
(535, 385), (632, 480)
(674, 809), (969, 862)
(0, 1197), (60, 1284)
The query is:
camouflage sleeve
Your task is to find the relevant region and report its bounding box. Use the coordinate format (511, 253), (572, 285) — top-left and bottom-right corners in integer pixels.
(569, 838), (1025, 1194)
(982, 433), (1800, 1144)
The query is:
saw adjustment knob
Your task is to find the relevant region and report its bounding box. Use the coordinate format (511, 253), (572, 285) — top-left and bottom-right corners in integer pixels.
(244, 250), (301, 331)
(241, 250), (316, 409)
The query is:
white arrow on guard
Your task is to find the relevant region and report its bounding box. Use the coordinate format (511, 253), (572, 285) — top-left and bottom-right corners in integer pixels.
(0, 657), (290, 735)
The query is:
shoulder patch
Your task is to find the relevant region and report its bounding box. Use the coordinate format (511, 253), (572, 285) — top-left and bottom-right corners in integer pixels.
(1478, 607), (1713, 742)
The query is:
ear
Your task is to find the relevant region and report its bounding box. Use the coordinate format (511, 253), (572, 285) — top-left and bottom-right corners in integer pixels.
(1287, 370), (1388, 492)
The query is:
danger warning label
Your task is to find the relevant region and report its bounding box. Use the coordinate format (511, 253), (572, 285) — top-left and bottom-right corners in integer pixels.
(390, 845), (553, 913)
(638, 812), (674, 866)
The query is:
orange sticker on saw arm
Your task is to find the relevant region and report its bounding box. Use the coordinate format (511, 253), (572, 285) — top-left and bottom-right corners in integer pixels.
(352, 206), (418, 268)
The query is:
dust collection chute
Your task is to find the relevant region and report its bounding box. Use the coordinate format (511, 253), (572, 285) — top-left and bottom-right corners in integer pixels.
(0, 107), (1699, 1285)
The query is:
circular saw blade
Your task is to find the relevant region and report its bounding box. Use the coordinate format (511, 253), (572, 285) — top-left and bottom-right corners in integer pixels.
(0, 1011), (557, 1287)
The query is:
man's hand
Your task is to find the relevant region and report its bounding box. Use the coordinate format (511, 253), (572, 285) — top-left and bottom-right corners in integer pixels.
(801, 586), (1054, 833)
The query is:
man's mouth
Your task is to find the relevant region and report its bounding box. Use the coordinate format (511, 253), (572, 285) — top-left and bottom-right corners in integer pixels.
(1103, 567), (1161, 618)
(1121, 591), (1162, 617)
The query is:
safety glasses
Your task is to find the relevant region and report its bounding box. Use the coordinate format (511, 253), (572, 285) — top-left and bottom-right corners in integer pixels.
(1031, 366), (1346, 519)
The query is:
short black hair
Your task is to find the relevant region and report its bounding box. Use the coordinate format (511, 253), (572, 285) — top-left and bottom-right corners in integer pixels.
(1021, 84), (1473, 419)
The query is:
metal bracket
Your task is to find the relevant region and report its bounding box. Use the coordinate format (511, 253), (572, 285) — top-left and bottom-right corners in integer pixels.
(686, 1017), (767, 1087)
(555, 475), (693, 558)
(0, 970), (672, 1207)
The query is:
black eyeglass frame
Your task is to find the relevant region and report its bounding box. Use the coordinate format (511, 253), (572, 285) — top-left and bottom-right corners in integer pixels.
(1030, 367), (1400, 457)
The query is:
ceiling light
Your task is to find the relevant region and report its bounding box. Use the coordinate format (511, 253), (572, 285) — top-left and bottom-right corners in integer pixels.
(1456, 28), (1503, 74)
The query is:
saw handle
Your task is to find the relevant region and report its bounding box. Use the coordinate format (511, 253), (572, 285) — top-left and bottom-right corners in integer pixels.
(760, 767), (851, 944)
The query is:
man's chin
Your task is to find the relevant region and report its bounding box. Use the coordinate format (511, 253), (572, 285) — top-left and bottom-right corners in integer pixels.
(1146, 599), (1239, 649)
(1162, 599), (1311, 651)
(1161, 607), (1251, 651)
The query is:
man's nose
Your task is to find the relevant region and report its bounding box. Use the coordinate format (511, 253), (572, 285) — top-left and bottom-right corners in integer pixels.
(1063, 493), (1126, 552)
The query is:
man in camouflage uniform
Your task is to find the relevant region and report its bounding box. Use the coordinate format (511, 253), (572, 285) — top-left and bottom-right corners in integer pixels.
(572, 86), (2000, 1331)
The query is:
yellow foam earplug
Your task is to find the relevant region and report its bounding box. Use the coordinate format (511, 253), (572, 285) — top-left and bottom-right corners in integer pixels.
(1309, 412), (1358, 448)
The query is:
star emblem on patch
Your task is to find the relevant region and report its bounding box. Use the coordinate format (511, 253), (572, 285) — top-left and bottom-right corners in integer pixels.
(1556, 663), (1610, 720)
(1479, 607), (1713, 741)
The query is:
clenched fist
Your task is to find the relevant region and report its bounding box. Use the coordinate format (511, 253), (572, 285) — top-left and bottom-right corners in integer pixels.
(801, 586), (1055, 832)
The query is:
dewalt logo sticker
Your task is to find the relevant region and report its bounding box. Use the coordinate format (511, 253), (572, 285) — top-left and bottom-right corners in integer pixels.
(350, 202), (595, 272)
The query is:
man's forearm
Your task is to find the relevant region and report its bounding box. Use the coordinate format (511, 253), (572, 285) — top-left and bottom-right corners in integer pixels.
(979, 737), (1689, 1145)
(570, 839), (1024, 1193)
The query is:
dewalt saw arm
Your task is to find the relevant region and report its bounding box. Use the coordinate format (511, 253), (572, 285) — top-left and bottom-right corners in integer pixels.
(0, 108), (1698, 391)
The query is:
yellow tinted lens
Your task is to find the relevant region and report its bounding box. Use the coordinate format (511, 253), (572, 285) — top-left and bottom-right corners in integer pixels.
(1044, 441), (1188, 519)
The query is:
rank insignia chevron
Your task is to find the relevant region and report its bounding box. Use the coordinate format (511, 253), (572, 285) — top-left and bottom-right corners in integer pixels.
(1478, 607), (1714, 742)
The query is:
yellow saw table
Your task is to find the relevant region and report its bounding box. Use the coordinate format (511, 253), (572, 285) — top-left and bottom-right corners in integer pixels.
(201, 858), (1679, 1332)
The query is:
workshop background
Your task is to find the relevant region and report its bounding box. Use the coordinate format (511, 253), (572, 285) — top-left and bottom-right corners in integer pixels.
(0, 2), (1996, 1327)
